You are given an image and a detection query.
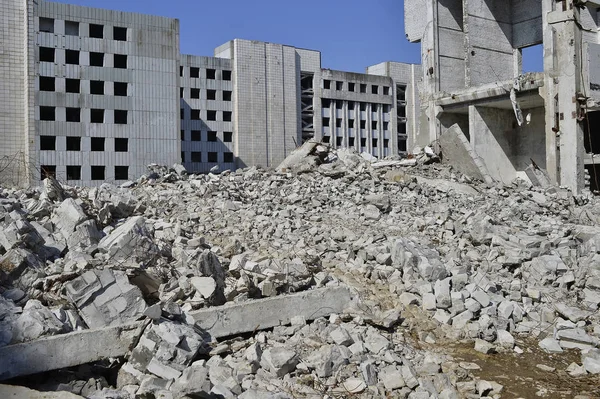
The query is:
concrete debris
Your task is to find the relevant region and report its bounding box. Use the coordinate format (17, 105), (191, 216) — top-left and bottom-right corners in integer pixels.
(64, 269), (147, 329)
(440, 124), (493, 184)
(1, 157), (600, 397)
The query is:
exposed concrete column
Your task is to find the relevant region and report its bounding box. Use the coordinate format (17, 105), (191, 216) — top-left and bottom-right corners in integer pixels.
(422, 0), (440, 149)
(542, 0), (558, 183)
(548, 7), (585, 193)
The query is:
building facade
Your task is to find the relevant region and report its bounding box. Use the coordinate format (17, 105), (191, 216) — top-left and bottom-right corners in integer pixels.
(1, 0), (421, 187)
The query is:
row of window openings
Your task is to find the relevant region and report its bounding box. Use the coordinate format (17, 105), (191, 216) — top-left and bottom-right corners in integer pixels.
(181, 109), (232, 122)
(182, 152), (234, 163)
(40, 136), (128, 152)
(180, 67), (231, 81)
(39, 17), (127, 41)
(322, 136), (390, 148)
(40, 77), (128, 96)
(180, 88), (232, 101)
(39, 48), (127, 68)
(41, 165), (129, 181)
(323, 80), (390, 96)
(323, 99), (391, 113)
(323, 118), (390, 130)
(39, 107), (128, 123)
(182, 130), (232, 142)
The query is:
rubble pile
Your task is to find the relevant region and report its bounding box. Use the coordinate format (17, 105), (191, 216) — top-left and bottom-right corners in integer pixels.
(1, 143), (600, 397)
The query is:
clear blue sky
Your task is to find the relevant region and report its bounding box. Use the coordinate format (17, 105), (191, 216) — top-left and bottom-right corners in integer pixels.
(53, 0), (542, 74)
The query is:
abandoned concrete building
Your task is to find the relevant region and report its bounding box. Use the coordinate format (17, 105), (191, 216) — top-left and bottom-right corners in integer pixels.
(405, 0), (600, 193)
(0, 0), (420, 186)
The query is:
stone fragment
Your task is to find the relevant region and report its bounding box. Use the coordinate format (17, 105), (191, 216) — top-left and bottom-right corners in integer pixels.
(364, 332), (389, 354)
(379, 365), (405, 390)
(260, 347), (299, 377)
(422, 292), (437, 311)
(399, 292), (420, 306)
(11, 300), (64, 343)
(555, 303), (589, 323)
(451, 310), (473, 329)
(582, 349), (600, 374)
(65, 269), (147, 329)
(190, 276), (217, 299)
(434, 278), (452, 309)
(474, 339), (496, 354)
(539, 337), (563, 353)
(98, 216), (158, 266)
(495, 330), (515, 349)
(330, 327), (353, 346)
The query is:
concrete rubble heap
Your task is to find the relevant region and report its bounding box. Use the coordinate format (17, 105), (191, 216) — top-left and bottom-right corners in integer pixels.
(0, 145), (600, 398)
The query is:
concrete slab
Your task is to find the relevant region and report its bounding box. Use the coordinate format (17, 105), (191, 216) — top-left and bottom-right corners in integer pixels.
(0, 322), (145, 380)
(189, 287), (354, 338)
(439, 124), (493, 183)
(0, 384), (84, 398)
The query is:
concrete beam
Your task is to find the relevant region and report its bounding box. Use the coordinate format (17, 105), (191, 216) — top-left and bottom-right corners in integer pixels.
(0, 287), (354, 380)
(189, 287), (354, 338)
(0, 322), (145, 380)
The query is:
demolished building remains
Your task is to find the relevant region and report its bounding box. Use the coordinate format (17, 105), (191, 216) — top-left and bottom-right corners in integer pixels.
(406, 0), (600, 194)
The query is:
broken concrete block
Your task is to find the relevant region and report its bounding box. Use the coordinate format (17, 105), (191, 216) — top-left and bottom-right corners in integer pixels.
(582, 349), (600, 374)
(128, 320), (208, 381)
(474, 339), (496, 354)
(64, 269), (147, 329)
(439, 123), (493, 184)
(260, 347), (299, 377)
(330, 327), (353, 346)
(171, 363), (211, 397)
(11, 299), (64, 344)
(556, 328), (598, 350)
(554, 303), (589, 323)
(51, 198), (88, 237)
(379, 365), (405, 390)
(434, 278), (452, 309)
(98, 216), (158, 266)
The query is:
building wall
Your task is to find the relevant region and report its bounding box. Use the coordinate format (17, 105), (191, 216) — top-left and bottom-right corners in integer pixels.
(0, 0), (32, 187)
(317, 70), (395, 157)
(366, 61), (423, 153)
(232, 39), (315, 168)
(179, 55), (234, 173)
(33, 0), (180, 185)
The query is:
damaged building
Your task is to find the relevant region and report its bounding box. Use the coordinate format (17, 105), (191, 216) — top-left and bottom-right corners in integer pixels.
(406, 0), (600, 193)
(1, 0), (420, 186)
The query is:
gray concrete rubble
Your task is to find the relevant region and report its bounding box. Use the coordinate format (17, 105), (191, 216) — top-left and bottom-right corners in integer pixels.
(1, 155), (600, 397)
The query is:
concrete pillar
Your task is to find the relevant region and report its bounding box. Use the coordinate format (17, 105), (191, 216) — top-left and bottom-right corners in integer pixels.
(548, 6), (585, 193)
(542, 0), (558, 184)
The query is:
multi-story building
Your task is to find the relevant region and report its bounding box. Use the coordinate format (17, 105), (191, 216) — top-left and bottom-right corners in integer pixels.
(179, 55), (234, 173)
(1, 0), (421, 186)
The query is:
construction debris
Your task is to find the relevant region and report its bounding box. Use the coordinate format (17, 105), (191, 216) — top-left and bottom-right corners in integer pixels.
(0, 151), (600, 397)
